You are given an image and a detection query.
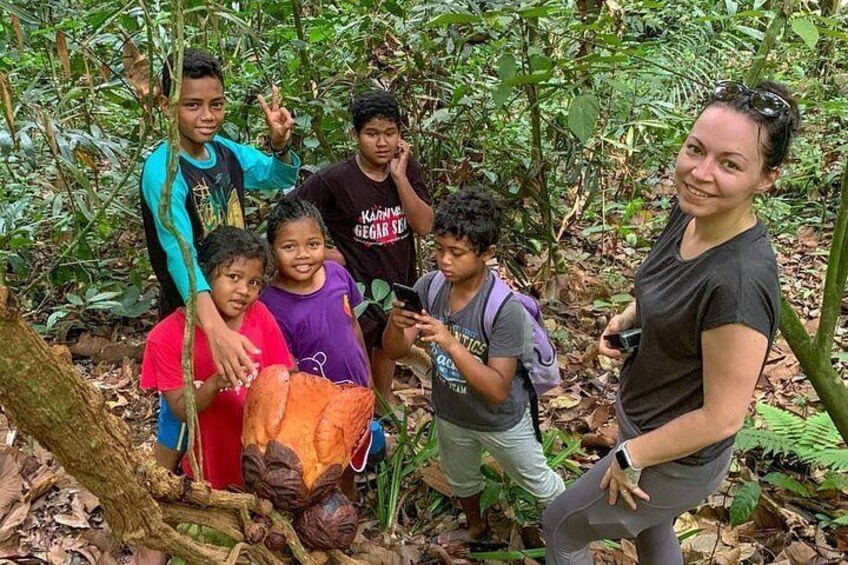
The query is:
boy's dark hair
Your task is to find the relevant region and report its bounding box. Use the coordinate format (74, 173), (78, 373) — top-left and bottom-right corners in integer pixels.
(197, 226), (268, 280)
(703, 80), (800, 171)
(266, 196), (327, 244)
(351, 90), (401, 133)
(161, 47), (224, 99)
(434, 187), (502, 254)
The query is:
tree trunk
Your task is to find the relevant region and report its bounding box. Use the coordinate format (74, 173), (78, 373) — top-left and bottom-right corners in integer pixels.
(745, 0), (792, 86)
(0, 286), (314, 565)
(779, 159), (848, 443)
(817, 0), (840, 80)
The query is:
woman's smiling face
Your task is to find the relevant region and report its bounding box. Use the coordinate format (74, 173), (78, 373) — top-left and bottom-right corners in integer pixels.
(674, 106), (778, 218)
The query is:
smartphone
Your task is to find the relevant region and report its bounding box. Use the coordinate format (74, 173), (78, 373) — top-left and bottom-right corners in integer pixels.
(392, 283), (423, 313)
(604, 328), (642, 353)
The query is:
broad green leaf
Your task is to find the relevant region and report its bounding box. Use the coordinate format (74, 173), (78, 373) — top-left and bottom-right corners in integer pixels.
(497, 53), (517, 80)
(480, 483), (500, 512)
(611, 293), (632, 303)
(529, 53), (554, 72)
(66, 293), (84, 306)
(503, 70), (553, 87)
(371, 278), (391, 301)
(735, 25), (765, 41)
(724, 0), (738, 15)
(384, 0), (405, 18)
(89, 291), (122, 303)
(493, 83), (512, 108)
(791, 18), (819, 49)
(763, 472), (810, 497)
(0, 0), (39, 23)
(730, 481), (761, 527)
(428, 13), (481, 27)
(354, 302), (369, 318)
(568, 94), (600, 144)
(831, 514), (848, 526)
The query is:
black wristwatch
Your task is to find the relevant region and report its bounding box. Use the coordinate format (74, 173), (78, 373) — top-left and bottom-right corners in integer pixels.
(614, 440), (641, 471)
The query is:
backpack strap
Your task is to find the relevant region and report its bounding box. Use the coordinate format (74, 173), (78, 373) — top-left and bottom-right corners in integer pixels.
(426, 271), (446, 313)
(480, 270), (514, 343)
(483, 270), (543, 443)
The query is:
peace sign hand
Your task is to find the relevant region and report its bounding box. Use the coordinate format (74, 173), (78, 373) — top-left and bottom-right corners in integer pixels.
(257, 85), (294, 150)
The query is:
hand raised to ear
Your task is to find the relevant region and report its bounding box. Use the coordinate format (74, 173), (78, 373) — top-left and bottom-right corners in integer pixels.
(257, 85), (294, 151)
(388, 139), (411, 180)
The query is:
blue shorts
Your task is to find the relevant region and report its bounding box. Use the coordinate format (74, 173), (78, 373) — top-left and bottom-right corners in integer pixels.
(157, 393), (188, 452)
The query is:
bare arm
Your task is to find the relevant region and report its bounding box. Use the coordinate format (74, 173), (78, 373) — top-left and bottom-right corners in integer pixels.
(352, 316), (372, 385)
(196, 292), (259, 387)
(625, 323), (768, 468)
(389, 141), (433, 235)
(324, 246), (346, 266)
(394, 173), (434, 235)
(382, 302), (420, 359)
(162, 373), (227, 422)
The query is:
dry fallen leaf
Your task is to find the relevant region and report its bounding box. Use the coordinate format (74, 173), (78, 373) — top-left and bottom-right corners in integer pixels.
(122, 38), (155, 100)
(0, 501), (30, 544)
(0, 449), (23, 519)
(549, 394), (581, 410)
(419, 463), (452, 497)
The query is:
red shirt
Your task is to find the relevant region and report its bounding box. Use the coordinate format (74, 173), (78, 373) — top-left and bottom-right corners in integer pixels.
(141, 302), (294, 489)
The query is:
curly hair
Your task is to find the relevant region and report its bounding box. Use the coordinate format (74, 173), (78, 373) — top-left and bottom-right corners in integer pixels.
(197, 226), (268, 280)
(161, 47), (224, 99)
(266, 196), (327, 245)
(434, 187), (502, 254)
(703, 80), (801, 171)
(351, 90), (401, 133)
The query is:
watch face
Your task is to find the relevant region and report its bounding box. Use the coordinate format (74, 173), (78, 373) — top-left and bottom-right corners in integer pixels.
(615, 446), (630, 470)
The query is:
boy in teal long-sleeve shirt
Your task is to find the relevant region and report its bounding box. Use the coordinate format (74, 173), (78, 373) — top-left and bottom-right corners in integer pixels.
(139, 47), (300, 471)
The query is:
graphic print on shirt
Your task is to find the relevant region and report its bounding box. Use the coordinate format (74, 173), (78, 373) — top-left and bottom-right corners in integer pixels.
(191, 172), (245, 234)
(299, 352), (356, 385)
(429, 320), (487, 395)
(353, 204), (409, 247)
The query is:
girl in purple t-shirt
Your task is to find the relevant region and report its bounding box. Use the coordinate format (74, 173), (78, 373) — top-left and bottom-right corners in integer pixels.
(260, 197), (376, 499)
(260, 198), (371, 388)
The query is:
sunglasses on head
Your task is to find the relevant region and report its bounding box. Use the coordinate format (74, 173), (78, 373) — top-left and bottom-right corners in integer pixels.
(712, 81), (790, 119)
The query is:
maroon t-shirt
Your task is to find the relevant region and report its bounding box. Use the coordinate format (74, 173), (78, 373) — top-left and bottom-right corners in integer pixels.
(293, 155), (431, 288)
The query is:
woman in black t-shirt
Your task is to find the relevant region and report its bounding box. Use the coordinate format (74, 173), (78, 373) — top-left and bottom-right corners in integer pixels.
(543, 81), (800, 564)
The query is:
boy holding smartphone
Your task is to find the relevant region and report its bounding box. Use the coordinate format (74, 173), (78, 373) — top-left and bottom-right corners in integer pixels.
(293, 90), (433, 410)
(382, 188), (564, 542)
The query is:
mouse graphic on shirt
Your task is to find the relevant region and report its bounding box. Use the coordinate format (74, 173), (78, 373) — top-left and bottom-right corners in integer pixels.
(299, 352), (355, 385)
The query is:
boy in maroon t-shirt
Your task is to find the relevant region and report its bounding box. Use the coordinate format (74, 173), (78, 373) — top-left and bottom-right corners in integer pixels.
(293, 90), (433, 410)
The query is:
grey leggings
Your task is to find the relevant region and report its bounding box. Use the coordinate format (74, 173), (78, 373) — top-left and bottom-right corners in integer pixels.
(542, 438), (731, 564)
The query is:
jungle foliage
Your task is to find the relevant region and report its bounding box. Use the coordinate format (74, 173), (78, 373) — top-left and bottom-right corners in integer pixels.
(1, 0), (848, 561)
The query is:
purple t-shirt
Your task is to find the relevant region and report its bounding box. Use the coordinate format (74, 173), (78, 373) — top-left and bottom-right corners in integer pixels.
(260, 261), (370, 387)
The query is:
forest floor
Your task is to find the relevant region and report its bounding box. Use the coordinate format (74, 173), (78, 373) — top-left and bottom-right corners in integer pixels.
(1, 184), (847, 565)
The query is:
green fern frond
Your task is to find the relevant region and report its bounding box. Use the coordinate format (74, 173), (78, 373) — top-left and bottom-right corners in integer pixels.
(735, 427), (794, 457)
(817, 472), (848, 492)
(799, 411), (844, 452)
(803, 449), (848, 473)
(757, 403), (805, 443)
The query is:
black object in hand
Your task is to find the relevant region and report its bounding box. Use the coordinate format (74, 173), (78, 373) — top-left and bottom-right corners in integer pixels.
(604, 328), (642, 353)
(392, 283), (423, 313)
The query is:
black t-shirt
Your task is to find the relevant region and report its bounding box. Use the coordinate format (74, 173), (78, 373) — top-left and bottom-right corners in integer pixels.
(292, 155), (431, 290)
(619, 204), (780, 465)
(140, 140), (246, 317)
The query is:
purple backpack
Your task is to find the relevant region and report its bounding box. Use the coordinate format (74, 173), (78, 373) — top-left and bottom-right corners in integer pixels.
(426, 270), (561, 396)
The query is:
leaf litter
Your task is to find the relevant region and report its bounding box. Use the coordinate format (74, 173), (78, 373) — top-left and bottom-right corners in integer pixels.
(2, 196), (847, 564)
